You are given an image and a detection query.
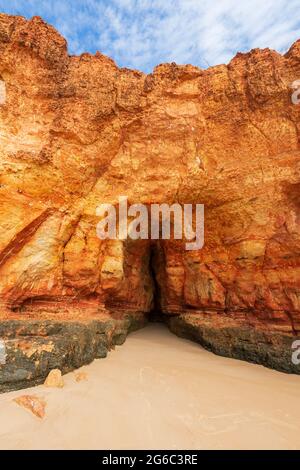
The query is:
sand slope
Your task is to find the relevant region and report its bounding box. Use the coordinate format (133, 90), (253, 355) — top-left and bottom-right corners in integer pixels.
(0, 324), (299, 450)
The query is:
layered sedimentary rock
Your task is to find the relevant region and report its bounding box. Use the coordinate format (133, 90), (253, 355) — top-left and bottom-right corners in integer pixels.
(0, 13), (299, 390)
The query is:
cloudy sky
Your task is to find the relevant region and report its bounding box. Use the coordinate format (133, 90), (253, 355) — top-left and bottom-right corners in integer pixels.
(0, 0), (299, 72)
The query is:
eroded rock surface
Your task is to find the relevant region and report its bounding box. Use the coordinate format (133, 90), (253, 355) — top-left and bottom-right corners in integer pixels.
(0, 13), (299, 387)
(14, 394), (46, 418)
(44, 368), (64, 388)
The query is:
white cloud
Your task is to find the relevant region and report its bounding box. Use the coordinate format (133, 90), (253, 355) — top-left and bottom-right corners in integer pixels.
(0, 0), (299, 72)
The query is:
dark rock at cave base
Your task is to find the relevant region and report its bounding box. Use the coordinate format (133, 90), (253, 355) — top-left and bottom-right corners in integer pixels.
(166, 313), (300, 375)
(1, 309), (300, 394)
(0, 312), (147, 393)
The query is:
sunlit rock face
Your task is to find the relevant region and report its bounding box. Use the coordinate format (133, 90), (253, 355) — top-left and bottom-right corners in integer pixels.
(0, 13), (300, 383)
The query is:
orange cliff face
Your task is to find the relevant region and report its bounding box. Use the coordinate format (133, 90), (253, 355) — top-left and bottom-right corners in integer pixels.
(0, 13), (299, 385)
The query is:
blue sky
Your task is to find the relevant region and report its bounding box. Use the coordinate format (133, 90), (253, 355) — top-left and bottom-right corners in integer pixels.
(0, 0), (299, 72)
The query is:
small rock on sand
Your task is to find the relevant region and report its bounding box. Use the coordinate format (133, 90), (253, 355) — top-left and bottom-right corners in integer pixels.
(44, 369), (64, 388)
(14, 395), (46, 419)
(75, 371), (88, 382)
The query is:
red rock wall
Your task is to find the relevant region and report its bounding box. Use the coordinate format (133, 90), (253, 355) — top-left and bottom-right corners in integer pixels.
(0, 14), (299, 337)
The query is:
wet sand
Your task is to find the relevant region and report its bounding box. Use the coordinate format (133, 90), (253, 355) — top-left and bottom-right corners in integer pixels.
(0, 323), (300, 450)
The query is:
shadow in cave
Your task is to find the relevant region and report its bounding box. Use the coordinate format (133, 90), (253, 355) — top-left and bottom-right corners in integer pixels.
(148, 241), (165, 324)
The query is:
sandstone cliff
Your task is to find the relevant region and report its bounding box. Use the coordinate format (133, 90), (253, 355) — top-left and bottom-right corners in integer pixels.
(0, 14), (299, 388)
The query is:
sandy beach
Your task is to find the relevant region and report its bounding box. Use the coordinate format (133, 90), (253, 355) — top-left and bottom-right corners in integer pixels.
(0, 323), (299, 450)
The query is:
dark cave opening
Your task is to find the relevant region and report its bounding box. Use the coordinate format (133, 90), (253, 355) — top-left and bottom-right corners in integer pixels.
(148, 242), (165, 323)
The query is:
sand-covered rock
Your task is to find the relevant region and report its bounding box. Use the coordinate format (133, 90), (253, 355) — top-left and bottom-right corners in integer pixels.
(14, 394), (46, 418)
(75, 371), (88, 382)
(44, 369), (64, 388)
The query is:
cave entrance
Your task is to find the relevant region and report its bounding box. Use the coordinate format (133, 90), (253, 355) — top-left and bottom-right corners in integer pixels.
(148, 241), (165, 323)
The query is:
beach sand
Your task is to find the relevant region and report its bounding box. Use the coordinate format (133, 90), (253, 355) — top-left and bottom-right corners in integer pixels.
(0, 323), (299, 450)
